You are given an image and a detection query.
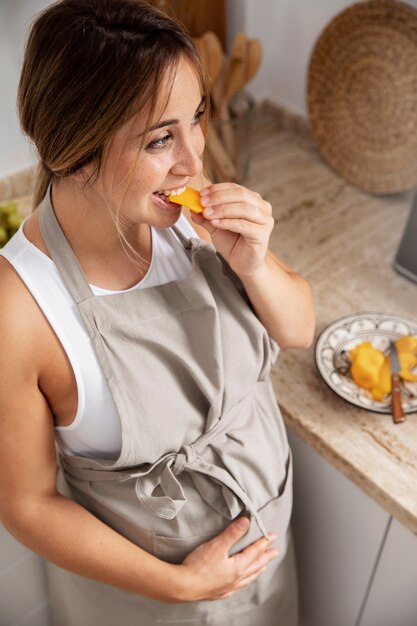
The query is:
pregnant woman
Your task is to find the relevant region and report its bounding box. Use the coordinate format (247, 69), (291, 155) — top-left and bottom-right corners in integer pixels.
(0, 1), (314, 624)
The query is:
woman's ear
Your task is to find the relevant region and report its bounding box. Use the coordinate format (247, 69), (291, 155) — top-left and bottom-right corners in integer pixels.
(70, 169), (85, 182)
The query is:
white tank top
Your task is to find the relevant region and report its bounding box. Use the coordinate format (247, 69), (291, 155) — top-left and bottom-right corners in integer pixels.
(0, 213), (198, 459)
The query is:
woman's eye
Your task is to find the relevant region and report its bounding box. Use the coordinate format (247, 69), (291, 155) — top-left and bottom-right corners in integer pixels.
(146, 133), (172, 151)
(192, 109), (205, 125)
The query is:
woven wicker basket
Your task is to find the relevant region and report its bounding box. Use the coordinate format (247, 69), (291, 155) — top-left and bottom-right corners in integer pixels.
(308, 0), (417, 195)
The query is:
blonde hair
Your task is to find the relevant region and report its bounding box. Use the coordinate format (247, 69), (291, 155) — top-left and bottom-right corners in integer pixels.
(18, 0), (207, 210)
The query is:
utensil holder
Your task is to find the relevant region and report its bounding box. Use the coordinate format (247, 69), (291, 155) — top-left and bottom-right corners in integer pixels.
(208, 90), (255, 184)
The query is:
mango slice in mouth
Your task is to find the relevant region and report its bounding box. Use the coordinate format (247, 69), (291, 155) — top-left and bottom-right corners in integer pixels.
(168, 187), (203, 213)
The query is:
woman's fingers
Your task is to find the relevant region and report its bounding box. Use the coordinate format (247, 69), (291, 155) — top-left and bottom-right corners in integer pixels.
(216, 551), (278, 599)
(204, 218), (272, 242)
(208, 516), (251, 556)
(237, 547), (279, 579)
(180, 520), (279, 602)
(201, 184), (271, 212)
(202, 203), (272, 226)
(232, 533), (277, 574)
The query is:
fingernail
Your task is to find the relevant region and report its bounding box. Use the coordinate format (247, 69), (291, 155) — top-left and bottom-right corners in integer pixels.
(200, 188), (210, 196)
(203, 207), (214, 216)
(268, 533), (277, 542)
(236, 517), (249, 530)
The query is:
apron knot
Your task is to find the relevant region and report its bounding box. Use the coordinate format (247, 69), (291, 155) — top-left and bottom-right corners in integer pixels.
(173, 443), (196, 475)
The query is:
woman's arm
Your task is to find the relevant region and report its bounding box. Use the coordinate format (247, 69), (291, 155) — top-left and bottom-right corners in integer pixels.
(237, 250), (314, 349)
(191, 183), (315, 348)
(0, 260), (277, 603)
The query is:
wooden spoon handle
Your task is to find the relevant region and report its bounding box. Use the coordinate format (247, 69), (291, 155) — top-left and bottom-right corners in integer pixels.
(206, 125), (236, 181)
(391, 373), (405, 424)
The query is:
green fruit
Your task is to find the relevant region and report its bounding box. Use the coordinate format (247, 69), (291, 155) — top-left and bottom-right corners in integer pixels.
(0, 202), (18, 216)
(0, 226), (8, 245)
(7, 212), (23, 230)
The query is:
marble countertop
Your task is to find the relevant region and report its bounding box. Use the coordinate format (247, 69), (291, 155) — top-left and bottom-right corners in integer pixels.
(2, 108), (417, 535)
(253, 124), (417, 536)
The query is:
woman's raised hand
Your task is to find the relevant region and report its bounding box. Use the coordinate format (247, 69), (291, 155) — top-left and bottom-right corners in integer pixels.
(193, 183), (274, 278)
(176, 517), (278, 602)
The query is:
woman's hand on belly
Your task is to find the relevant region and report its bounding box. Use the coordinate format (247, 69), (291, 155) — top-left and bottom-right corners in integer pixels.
(176, 517), (278, 602)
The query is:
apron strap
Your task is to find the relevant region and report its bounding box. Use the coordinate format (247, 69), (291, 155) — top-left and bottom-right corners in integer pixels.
(39, 185), (94, 304)
(171, 224), (193, 259)
(62, 449), (270, 538)
(39, 187), (195, 301)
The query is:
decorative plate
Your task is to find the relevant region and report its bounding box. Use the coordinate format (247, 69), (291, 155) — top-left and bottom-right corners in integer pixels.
(315, 312), (417, 413)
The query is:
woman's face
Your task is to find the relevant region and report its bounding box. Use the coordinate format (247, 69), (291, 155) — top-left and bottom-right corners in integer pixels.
(91, 54), (205, 228)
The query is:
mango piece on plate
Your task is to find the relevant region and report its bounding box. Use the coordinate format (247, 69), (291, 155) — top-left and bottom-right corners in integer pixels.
(399, 351), (417, 371)
(349, 341), (373, 362)
(349, 338), (417, 400)
(395, 335), (417, 354)
(371, 357), (392, 401)
(349, 343), (385, 390)
(400, 368), (417, 382)
(169, 187), (203, 213)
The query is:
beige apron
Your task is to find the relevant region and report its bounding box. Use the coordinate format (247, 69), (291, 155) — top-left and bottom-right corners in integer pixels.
(39, 189), (298, 625)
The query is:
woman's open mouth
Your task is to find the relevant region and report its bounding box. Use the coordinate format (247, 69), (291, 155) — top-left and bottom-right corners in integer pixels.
(152, 185), (188, 211)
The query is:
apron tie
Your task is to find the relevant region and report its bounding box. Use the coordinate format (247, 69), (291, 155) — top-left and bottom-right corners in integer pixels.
(129, 449), (269, 537)
(62, 388), (273, 537)
(172, 443), (196, 475)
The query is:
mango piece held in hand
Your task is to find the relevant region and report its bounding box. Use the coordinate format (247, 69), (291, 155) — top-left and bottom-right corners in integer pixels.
(169, 187), (203, 213)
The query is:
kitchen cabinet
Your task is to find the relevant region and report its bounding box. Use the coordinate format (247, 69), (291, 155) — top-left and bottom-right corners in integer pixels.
(359, 518), (417, 626)
(288, 431), (389, 626)
(289, 431), (417, 626)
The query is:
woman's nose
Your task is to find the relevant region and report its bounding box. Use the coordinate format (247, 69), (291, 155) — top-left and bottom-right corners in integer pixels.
(172, 133), (204, 177)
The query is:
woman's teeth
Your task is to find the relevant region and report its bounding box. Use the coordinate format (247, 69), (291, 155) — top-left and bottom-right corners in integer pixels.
(156, 185), (187, 198)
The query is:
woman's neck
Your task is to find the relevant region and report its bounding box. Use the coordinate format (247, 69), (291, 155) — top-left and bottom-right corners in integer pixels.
(31, 181), (152, 290)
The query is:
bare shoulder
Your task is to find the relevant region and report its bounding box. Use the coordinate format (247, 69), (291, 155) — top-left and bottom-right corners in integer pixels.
(0, 256), (58, 521)
(0, 256), (43, 369)
(0, 255), (55, 417)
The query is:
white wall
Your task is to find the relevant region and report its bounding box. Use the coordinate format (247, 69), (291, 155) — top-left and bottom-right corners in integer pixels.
(228, 0), (417, 115)
(0, 0), (51, 179)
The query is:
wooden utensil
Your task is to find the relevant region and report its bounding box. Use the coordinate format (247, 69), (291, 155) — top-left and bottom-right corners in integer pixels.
(244, 38), (262, 86)
(193, 35), (208, 77)
(201, 31), (223, 89)
(217, 32), (248, 157)
(223, 32), (247, 103)
(206, 124), (236, 181)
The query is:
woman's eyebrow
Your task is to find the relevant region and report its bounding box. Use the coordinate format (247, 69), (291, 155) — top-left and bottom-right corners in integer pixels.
(143, 95), (206, 135)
